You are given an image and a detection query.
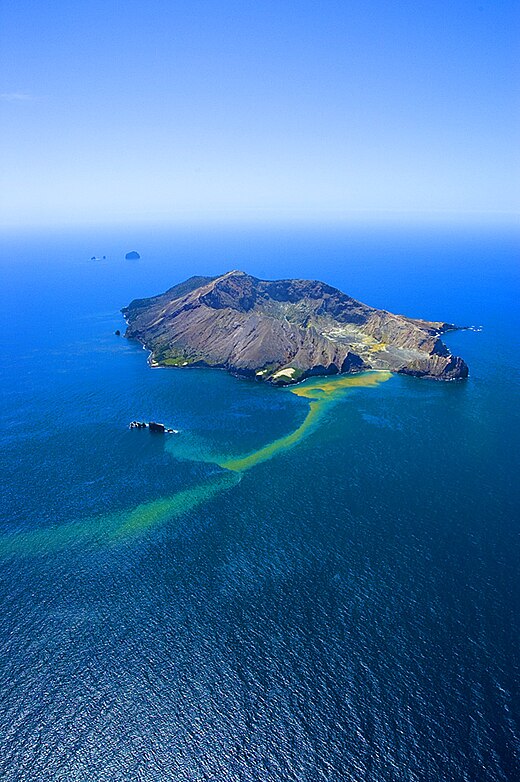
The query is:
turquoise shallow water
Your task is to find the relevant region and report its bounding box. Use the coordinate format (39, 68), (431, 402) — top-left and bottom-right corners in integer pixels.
(0, 225), (519, 780)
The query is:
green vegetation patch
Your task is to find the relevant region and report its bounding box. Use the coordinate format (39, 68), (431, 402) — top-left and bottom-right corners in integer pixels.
(153, 344), (202, 367)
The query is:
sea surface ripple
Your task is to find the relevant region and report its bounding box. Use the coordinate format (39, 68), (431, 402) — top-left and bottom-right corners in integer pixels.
(0, 225), (518, 780)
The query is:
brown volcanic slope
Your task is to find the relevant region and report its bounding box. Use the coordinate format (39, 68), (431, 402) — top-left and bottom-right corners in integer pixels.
(122, 270), (468, 384)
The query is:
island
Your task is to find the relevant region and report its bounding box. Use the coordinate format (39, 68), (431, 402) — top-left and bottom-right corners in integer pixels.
(122, 270), (468, 385)
(125, 251), (140, 260)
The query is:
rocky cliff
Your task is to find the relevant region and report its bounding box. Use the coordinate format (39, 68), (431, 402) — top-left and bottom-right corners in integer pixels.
(122, 270), (468, 384)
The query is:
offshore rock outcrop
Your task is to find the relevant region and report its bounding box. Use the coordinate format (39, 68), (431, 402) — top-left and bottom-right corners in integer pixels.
(122, 270), (468, 385)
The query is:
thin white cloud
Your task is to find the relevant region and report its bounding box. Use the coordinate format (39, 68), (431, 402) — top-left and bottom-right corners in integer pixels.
(0, 92), (39, 102)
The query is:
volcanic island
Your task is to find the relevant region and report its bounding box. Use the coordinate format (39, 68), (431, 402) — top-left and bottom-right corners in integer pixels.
(122, 270), (468, 385)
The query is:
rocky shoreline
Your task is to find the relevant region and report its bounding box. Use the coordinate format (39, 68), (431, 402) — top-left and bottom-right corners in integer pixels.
(122, 270), (469, 385)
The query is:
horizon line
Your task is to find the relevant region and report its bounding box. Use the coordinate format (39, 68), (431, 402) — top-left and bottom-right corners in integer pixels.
(1, 208), (519, 233)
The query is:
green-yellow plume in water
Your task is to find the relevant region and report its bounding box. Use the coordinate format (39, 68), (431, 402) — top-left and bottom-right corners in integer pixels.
(0, 371), (390, 556)
(220, 371), (391, 472)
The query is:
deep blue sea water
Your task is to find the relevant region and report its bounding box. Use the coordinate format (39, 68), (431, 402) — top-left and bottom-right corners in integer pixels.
(0, 224), (519, 781)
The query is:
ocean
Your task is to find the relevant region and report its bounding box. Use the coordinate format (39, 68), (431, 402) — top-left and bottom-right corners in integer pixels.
(0, 223), (519, 781)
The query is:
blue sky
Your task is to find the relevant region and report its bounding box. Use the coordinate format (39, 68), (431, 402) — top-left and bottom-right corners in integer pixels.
(1, 0), (518, 227)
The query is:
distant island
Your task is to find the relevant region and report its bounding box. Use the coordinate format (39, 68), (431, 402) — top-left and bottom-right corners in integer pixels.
(122, 270), (468, 385)
(125, 251), (140, 260)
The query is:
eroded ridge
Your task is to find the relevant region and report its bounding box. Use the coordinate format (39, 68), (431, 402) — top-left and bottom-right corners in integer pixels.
(123, 271), (468, 382)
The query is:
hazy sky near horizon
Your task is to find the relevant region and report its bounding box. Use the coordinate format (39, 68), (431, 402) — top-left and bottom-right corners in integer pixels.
(1, 0), (519, 227)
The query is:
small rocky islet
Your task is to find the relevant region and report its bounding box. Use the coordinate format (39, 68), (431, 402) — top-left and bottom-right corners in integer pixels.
(129, 421), (178, 434)
(122, 270), (468, 385)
